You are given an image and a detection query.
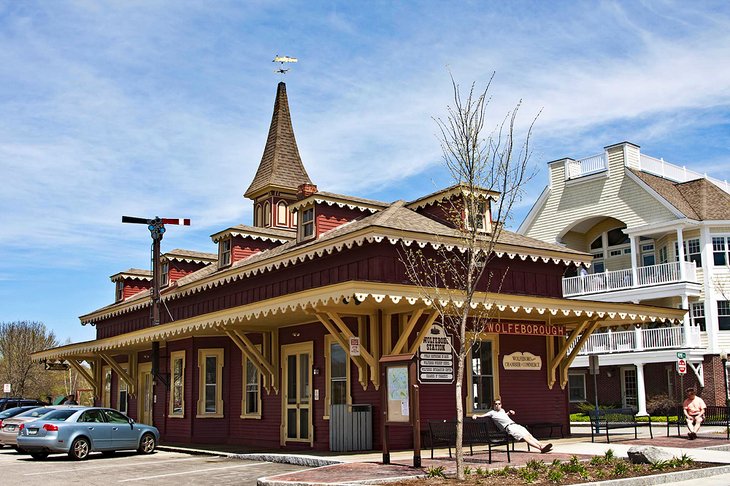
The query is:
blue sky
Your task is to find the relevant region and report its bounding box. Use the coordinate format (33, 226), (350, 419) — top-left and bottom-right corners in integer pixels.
(1, 1), (729, 344)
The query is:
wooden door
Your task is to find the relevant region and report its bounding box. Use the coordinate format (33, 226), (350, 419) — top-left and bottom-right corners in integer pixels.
(281, 342), (313, 446)
(138, 362), (153, 425)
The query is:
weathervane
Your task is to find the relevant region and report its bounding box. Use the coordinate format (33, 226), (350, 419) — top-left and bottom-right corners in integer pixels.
(273, 54), (298, 75)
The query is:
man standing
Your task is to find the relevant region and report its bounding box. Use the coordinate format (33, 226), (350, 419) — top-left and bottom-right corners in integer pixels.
(473, 398), (553, 453)
(682, 388), (706, 440)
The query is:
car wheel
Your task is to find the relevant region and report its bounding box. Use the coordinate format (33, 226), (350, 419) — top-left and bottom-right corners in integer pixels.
(30, 452), (49, 460)
(69, 437), (90, 460)
(138, 433), (156, 454)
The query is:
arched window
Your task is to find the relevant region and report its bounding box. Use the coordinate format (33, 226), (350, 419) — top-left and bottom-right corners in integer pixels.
(264, 201), (271, 226)
(590, 236), (602, 250)
(607, 227), (629, 246)
(256, 204), (263, 226)
(277, 201), (288, 226)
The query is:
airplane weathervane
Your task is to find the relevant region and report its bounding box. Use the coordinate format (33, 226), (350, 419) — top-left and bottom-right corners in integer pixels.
(273, 54), (298, 74)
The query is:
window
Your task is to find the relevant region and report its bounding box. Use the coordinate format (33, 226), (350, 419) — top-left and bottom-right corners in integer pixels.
(161, 262), (169, 287)
(676, 239), (702, 267)
(115, 281), (124, 302)
(568, 374), (586, 402)
(79, 409), (105, 423)
(609, 249), (622, 256)
(169, 351), (185, 417)
(470, 339), (496, 412)
(690, 302), (706, 332)
(242, 356), (260, 417)
(301, 207), (314, 239)
(103, 367), (111, 408)
(264, 201), (271, 226)
(118, 367), (128, 414)
(713, 236), (729, 266)
(219, 238), (231, 267)
(256, 204), (263, 226)
(104, 409), (130, 424)
(719, 301), (730, 331)
(590, 236), (602, 250)
(592, 253), (605, 273)
(659, 246), (668, 264)
(607, 228), (629, 246)
(621, 367), (638, 410)
(623, 248), (631, 255)
(197, 348), (224, 417)
(277, 201), (288, 227)
(465, 199), (489, 232)
(641, 243), (655, 266)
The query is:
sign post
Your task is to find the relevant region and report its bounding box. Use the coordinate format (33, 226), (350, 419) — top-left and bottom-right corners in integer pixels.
(380, 353), (420, 467)
(677, 355), (687, 402)
(589, 355), (600, 434)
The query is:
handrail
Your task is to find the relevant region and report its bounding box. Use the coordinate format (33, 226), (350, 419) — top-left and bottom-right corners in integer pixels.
(569, 326), (702, 356)
(563, 261), (697, 297)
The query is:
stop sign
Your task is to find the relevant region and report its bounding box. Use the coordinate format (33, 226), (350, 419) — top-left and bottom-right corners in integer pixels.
(677, 358), (687, 374)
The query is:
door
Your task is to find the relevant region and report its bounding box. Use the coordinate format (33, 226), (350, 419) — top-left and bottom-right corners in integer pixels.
(77, 409), (113, 450)
(103, 409), (138, 449)
(281, 342), (313, 446)
(621, 366), (638, 410)
(138, 363), (153, 425)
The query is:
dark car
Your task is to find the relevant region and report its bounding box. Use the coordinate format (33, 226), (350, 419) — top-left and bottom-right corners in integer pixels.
(0, 398), (47, 412)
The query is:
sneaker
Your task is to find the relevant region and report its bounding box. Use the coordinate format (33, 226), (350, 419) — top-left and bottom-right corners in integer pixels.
(540, 443), (553, 453)
(689, 432), (697, 440)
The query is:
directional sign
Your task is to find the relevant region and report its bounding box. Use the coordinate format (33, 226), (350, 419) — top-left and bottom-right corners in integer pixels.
(677, 358), (687, 375)
(45, 362), (70, 371)
(677, 352), (686, 359)
(418, 324), (454, 384)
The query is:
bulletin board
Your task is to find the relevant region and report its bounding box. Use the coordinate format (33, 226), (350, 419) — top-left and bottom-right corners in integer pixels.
(386, 364), (410, 423)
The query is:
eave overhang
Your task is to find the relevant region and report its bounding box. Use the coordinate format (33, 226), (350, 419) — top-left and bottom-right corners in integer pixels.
(39, 281), (685, 362)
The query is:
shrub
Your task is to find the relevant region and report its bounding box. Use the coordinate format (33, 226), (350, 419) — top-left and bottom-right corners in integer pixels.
(475, 466), (486, 477)
(426, 466), (446, 478)
(646, 393), (677, 415)
(547, 468), (564, 483)
(650, 460), (670, 471)
(463, 466), (472, 476)
(604, 449), (615, 461)
(561, 456), (587, 474)
(612, 461), (629, 477)
(525, 459), (547, 472)
(519, 468), (539, 483)
(576, 402), (618, 414)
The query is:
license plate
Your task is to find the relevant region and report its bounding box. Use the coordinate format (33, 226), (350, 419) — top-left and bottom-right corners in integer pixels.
(28, 429), (38, 435)
(7, 426), (15, 431)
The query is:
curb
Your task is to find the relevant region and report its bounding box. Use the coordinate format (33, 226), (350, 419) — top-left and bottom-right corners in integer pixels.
(235, 453), (343, 467)
(578, 464), (730, 485)
(157, 445), (233, 457)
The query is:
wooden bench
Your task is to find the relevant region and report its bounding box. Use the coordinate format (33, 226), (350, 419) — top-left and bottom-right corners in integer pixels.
(665, 405), (730, 439)
(428, 418), (512, 463)
(588, 408), (653, 443)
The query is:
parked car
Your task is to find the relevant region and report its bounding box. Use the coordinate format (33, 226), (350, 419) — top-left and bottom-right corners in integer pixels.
(17, 407), (159, 460)
(0, 398), (47, 412)
(0, 407), (58, 449)
(0, 406), (44, 448)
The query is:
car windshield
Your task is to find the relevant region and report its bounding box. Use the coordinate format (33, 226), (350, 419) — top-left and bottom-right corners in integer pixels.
(0, 407), (33, 419)
(42, 409), (77, 421)
(16, 407), (54, 418)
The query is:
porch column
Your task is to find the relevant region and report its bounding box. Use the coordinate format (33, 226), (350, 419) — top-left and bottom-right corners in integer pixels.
(700, 225), (719, 354)
(629, 235), (638, 287)
(636, 363), (648, 416)
(634, 325), (643, 351)
(676, 227), (686, 280)
(681, 295), (691, 345)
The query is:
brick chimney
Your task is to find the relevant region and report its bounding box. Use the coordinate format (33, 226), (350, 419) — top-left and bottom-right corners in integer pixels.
(297, 183), (318, 200)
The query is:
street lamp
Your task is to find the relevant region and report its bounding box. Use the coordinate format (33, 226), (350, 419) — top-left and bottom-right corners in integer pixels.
(721, 350), (729, 407)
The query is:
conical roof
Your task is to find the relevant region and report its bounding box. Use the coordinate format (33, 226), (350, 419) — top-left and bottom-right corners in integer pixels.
(244, 82), (313, 199)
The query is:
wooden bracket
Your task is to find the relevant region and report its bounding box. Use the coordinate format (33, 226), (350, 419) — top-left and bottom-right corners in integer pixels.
(68, 358), (98, 396)
(315, 312), (370, 390)
(560, 319), (602, 389)
(225, 330), (278, 394)
(547, 319), (594, 389)
(392, 308), (425, 354)
(407, 312), (440, 355)
(98, 352), (136, 396)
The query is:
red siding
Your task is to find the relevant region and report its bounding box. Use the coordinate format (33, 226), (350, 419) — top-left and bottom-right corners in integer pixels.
(122, 279), (151, 299)
(316, 204), (365, 237)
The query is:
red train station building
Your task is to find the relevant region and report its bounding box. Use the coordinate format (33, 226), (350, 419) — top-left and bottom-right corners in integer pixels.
(34, 82), (684, 451)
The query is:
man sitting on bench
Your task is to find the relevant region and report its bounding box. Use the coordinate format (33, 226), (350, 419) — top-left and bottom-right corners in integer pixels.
(683, 387), (706, 440)
(472, 398), (553, 453)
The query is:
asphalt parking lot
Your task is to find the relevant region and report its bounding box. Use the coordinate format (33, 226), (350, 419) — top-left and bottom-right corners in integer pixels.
(0, 446), (305, 485)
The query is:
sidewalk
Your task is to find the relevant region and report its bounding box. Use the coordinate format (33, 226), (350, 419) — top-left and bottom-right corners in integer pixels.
(160, 425), (730, 485)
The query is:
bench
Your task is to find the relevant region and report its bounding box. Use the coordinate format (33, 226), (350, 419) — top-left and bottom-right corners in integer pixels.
(665, 405), (730, 439)
(588, 408), (652, 443)
(428, 418), (512, 463)
(526, 422), (564, 439)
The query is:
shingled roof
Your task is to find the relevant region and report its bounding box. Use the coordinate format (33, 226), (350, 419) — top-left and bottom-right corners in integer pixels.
(630, 169), (730, 220)
(244, 82), (313, 199)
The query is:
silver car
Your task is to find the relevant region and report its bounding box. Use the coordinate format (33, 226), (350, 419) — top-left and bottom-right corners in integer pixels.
(0, 406), (56, 449)
(17, 407), (159, 460)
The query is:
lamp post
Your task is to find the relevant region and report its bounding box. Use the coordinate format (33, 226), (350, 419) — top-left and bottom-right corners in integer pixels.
(721, 351), (729, 407)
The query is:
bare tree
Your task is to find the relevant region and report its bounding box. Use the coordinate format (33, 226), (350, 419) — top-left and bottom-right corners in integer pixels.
(0, 321), (59, 398)
(400, 75), (537, 479)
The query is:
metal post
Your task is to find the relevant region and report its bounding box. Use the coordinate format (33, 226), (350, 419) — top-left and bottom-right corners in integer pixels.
(722, 354), (729, 407)
(593, 372), (600, 434)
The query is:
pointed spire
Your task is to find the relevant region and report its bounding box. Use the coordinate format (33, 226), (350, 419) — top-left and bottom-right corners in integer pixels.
(244, 82), (313, 199)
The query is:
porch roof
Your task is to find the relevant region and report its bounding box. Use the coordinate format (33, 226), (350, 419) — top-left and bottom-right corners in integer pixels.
(35, 281), (685, 362)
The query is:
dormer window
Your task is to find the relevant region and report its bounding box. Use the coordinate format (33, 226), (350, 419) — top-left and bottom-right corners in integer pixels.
(161, 262), (169, 287)
(465, 199), (489, 232)
(115, 281), (124, 302)
(219, 238), (232, 267)
(301, 206), (315, 239)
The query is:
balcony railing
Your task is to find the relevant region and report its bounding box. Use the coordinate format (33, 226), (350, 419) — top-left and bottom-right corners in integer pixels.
(640, 154), (730, 194)
(570, 325), (701, 356)
(565, 153), (608, 180)
(562, 261), (697, 297)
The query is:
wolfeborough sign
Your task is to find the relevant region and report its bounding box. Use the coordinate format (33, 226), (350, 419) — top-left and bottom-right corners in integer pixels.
(418, 324), (454, 384)
(482, 322), (566, 336)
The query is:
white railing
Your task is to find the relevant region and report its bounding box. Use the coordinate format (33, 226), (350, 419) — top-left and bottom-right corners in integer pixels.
(572, 326), (702, 356)
(640, 154), (730, 194)
(565, 153), (608, 180)
(563, 261), (697, 297)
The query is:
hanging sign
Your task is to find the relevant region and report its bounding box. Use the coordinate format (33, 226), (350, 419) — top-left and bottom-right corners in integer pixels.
(349, 336), (361, 357)
(502, 352), (542, 370)
(481, 321), (566, 336)
(418, 324), (454, 384)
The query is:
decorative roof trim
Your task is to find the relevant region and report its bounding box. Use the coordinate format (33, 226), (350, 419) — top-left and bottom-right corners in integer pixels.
(406, 185), (499, 211)
(162, 255), (217, 265)
(39, 282), (684, 361)
(210, 228), (294, 244)
(81, 228), (592, 324)
(290, 195), (384, 214)
(109, 272), (152, 283)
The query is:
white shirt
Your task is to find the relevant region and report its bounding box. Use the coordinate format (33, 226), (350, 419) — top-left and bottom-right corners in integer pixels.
(484, 409), (515, 430)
